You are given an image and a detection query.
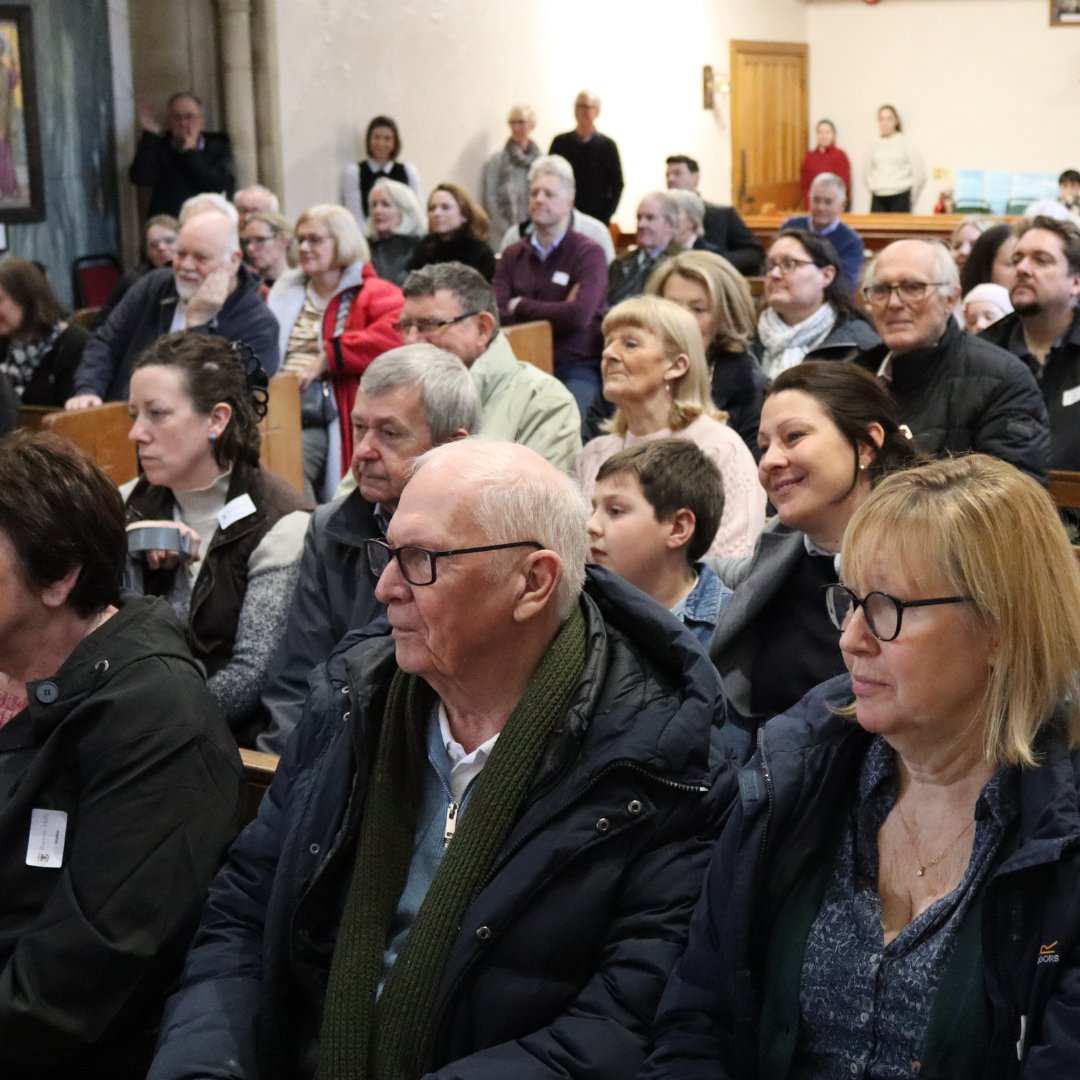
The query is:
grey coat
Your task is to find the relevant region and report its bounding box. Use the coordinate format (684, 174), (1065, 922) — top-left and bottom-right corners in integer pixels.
(257, 490), (384, 754)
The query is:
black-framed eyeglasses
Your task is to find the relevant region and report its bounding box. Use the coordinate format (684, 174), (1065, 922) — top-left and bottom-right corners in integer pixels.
(765, 256), (815, 276)
(392, 311), (480, 335)
(365, 538), (542, 586)
(861, 280), (948, 307)
(823, 583), (968, 642)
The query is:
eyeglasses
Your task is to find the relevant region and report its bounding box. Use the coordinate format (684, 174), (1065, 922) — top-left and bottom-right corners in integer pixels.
(862, 280), (948, 307)
(296, 233), (332, 247)
(365, 538), (542, 586)
(823, 583), (968, 642)
(241, 234), (277, 247)
(392, 311), (479, 335)
(765, 256), (816, 276)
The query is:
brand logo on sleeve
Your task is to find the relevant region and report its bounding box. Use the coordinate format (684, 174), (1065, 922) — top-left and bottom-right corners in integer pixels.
(1037, 941), (1060, 964)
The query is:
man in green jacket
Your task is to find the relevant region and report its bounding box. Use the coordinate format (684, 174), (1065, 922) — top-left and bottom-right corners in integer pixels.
(398, 262), (583, 471)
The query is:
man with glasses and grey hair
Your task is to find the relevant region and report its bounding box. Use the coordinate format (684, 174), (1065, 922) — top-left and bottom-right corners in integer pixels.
(397, 262), (581, 471)
(151, 437), (731, 1080)
(256, 343), (481, 751)
(780, 173), (866, 292)
(856, 238), (1049, 483)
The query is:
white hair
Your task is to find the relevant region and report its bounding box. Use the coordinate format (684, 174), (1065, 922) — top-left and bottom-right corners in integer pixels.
(179, 192), (239, 226)
(366, 177), (425, 239)
(1021, 199), (1080, 226)
(410, 438), (589, 619)
(866, 238), (958, 299)
(178, 205), (241, 256)
(810, 172), (847, 201)
(234, 184), (280, 213)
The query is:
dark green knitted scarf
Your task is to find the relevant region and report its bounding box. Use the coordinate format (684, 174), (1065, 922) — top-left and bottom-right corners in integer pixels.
(318, 603), (587, 1080)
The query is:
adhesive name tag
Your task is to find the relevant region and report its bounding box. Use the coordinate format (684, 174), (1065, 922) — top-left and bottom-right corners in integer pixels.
(1062, 385), (1080, 408)
(217, 493), (257, 530)
(551, 270), (570, 286)
(26, 808), (67, 868)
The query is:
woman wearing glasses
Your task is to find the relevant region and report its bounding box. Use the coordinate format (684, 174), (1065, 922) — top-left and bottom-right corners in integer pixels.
(645, 453), (1080, 1080)
(268, 203), (403, 500)
(709, 362), (923, 756)
(755, 229), (879, 379)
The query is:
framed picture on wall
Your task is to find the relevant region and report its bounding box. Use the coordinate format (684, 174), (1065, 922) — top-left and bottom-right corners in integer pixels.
(1051, 1), (1080, 25)
(0, 6), (42, 223)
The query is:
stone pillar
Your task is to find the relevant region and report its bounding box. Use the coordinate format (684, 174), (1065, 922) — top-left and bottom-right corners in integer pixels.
(216, 0), (257, 187)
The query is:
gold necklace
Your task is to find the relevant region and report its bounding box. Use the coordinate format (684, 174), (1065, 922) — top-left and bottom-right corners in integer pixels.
(894, 802), (976, 878)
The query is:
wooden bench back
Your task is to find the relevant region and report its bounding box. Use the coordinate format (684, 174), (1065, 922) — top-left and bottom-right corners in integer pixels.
(239, 747), (279, 824)
(503, 320), (554, 374)
(260, 372), (304, 496)
(42, 403), (139, 484)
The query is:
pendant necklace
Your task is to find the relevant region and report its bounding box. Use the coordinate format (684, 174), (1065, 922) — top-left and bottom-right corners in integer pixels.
(895, 803), (976, 878)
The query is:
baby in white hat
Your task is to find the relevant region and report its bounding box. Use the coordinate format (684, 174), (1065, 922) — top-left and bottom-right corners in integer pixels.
(962, 282), (1013, 334)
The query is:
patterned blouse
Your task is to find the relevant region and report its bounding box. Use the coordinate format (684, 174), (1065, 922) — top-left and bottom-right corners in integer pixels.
(790, 736), (1018, 1079)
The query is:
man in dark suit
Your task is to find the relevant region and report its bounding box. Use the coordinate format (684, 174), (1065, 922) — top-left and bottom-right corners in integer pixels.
(130, 92), (236, 217)
(665, 154), (763, 275)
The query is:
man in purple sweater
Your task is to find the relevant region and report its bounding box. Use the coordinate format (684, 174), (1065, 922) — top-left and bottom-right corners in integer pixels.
(493, 155), (608, 415)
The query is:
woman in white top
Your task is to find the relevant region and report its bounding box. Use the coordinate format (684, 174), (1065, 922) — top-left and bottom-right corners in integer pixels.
(864, 104), (924, 213)
(341, 115), (422, 232)
(574, 295), (765, 558)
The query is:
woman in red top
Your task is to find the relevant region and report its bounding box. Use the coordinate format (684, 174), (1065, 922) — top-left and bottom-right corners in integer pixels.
(800, 119), (852, 210)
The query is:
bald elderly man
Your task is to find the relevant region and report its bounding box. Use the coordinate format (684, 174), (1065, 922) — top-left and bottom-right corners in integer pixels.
(150, 438), (731, 1080)
(856, 238), (1049, 483)
(67, 206), (279, 407)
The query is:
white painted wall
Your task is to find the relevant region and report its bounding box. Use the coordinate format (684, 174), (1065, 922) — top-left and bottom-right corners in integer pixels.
(806, 0), (1080, 213)
(272, 0), (808, 229)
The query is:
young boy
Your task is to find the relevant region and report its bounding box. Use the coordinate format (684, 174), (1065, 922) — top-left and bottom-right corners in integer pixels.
(587, 439), (730, 646)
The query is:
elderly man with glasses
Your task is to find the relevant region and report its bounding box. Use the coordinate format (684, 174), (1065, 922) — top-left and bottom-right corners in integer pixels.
(150, 437), (731, 1080)
(855, 238), (1049, 484)
(256, 343), (481, 753)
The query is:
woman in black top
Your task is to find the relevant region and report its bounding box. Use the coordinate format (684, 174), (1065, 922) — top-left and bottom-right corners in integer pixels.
(0, 256), (89, 407)
(708, 361), (924, 756)
(410, 183), (496, 281)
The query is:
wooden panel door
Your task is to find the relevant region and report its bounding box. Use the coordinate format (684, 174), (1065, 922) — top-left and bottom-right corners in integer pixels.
(730, 40), (808, 216)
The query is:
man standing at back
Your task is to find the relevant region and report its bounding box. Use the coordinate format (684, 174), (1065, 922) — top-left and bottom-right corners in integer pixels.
(399, 262), (582, 470)
(493, 156), (608, 414)
(258, 344), (481, 752)
(549, 90), (624, 225)
(150, 438), (730, 1080)
(130, 93), (236, 217)
(665, 154), (764, 275)
(980, 215), (1080, 470)
(781, 173), (866, 293)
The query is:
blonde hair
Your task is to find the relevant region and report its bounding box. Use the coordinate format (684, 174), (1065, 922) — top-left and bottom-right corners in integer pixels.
(647, 249), (755, 354)
(296, 203), (370, 268)
(840, 454), (1080, 766)
(601, 295), (724, 436)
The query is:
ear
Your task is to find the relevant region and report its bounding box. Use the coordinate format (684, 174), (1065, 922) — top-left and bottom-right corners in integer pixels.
(474, 310), (498, 344)
(664, 508), (696, 552)
(512, 549), (563, 623)
(445, 427), (471, 444)
(41, 564), (82, 610)
(665, 352), (690, 383)
(857, 422), (885, 469)
(208, 401), (233, 439)
(820, 263), (836, 288)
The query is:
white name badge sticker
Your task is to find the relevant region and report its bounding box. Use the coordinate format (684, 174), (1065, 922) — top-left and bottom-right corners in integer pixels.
(217, 493), (257, 530)
(26, 808), (67, 868)
(551, 270), (570, 286)
(1062, 385), (1080, 409)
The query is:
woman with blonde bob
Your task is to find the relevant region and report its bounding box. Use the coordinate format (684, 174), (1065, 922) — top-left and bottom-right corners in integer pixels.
(574, 295), (764, 557)
(644, 454), (1080, 1080)
(647, 249), (766, 453)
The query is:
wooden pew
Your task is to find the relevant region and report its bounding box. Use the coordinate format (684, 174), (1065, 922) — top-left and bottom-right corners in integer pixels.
(743, 212), (1001, 255)
(239, 747), (278, 824)
(1049, 470), (1080, 513)
(504, 320), (554, 374)
(260, 372), (304, 496)
(42, 402), (139, 484)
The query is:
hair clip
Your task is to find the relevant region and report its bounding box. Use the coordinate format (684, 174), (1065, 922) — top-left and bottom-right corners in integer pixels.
(229, 339), (270, 421)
